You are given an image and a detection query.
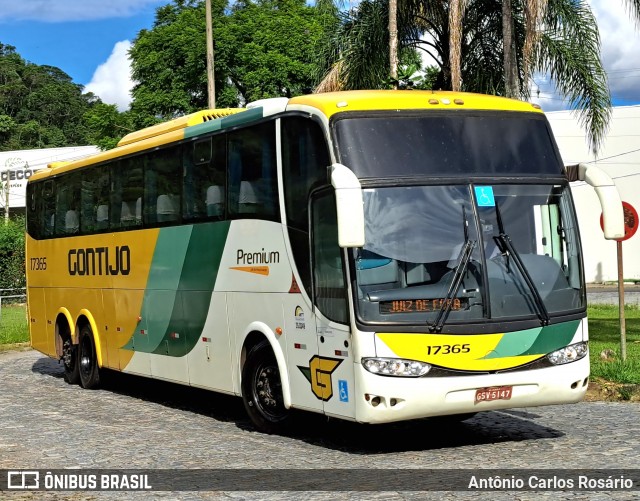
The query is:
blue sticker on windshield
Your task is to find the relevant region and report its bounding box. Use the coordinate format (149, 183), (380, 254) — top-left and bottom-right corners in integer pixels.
(475, 186), (495, 207)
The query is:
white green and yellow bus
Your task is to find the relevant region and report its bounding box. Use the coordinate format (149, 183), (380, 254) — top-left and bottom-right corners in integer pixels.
(26, 90), (624, 433)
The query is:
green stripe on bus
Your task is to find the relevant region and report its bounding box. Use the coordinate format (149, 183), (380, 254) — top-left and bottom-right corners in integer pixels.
(122, 226), (193, 352)
(151, 221), (230, 356)
(183, 107), (264, 140)
(480, 320), (580, 359)
(518, 320), (580, 356)
(184, 119), (223, 139)
(122, 223), (231, 355)
(219, 107), (264, 129)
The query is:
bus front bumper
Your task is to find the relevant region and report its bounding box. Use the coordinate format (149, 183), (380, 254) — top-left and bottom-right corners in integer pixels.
(352, 355), (589, 424)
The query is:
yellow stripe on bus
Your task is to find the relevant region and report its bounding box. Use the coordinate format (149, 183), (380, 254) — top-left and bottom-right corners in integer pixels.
(376, 332), (541, 371)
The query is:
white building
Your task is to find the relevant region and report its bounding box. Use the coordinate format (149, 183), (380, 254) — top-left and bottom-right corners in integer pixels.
(547, 106), (640, 283)
(0, 146), (100, 211)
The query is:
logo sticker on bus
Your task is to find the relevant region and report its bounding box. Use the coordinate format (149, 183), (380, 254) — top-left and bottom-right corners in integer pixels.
(297, 356), (342, 401)
(294, 306), (305, 330)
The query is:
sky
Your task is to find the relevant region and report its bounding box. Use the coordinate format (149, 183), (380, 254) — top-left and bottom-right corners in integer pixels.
(0, 0), (165, 111)
(532, 1), (640, 111)
(0, 0), (640, 112)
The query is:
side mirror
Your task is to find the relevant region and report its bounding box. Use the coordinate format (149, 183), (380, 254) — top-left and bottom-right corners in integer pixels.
(571, 163), (624, 240)
(330, 163), (365, 247)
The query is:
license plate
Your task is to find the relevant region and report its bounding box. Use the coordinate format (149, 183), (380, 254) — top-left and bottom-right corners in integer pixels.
(475, 385), (513, 404)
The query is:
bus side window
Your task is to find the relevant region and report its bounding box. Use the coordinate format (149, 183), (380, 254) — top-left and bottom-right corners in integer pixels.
(54, 174), (80, 236)
(26, 182), (40, 239)
(80, 167), (109, 234)
(42, 181), (56, 237)
(109, 162), (123, 228)
(228, 121), (278, 220)
(312, 191), (348, 324)
(147, 146), (181, 225)
(281, 116), (331, 297)
(118, 159), (143, 228)
(183, 134), (226, 221)
(96, 171), (110, 231)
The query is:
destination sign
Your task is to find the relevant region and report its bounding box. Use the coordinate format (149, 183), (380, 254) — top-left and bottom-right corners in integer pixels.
(380, 298), (469, 314)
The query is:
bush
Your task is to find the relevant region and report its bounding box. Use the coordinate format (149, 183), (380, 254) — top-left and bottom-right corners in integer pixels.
(0, 216), (26, 290)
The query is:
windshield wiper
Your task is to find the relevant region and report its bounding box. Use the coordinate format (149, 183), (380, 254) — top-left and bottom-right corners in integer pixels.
(493, 205), (550, 326)
(429, 239), (475, 333)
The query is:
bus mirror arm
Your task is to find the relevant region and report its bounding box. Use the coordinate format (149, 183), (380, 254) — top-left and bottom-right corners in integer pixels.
(330, 163), (365, 248)
(566, 163), (624, 240)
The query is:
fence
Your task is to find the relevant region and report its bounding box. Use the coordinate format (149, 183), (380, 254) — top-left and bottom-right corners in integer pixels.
(0, 288), (26, 322)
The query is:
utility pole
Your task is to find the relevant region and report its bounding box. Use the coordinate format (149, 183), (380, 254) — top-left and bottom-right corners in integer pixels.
(205, 0), (216, 109)
(3, 173), (9, 225)
(388, 0), (398, 89)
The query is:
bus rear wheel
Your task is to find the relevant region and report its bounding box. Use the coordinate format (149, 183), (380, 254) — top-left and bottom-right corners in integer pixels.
(62, 337), (79, 385)
(241, 340), (289, 434)
(78, 325), (100, 389)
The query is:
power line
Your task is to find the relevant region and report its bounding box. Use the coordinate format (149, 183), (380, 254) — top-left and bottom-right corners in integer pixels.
(583, 148), (640, 164)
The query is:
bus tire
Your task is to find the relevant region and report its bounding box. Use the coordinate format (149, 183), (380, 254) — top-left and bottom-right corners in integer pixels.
(241, 340), (289, 434)
(62, 337), (79, 385)
(78, 325), (100, 389)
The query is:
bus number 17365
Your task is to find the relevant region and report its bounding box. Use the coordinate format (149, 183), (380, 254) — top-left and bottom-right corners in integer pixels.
(426, 344), (471, 355)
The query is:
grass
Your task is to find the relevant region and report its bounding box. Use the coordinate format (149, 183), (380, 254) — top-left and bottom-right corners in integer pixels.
(1, 303), (638, 385)
(587, 304), (640, 385)
(0, 303), (29, 349)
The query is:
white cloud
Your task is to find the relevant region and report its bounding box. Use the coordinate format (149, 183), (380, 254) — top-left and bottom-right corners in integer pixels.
(0, 0), (163, 22)
(589, 0), (640, 102)
(84, 41), (134, 112)
(530, 2), (640, 111)
(419, 1), (640, 108)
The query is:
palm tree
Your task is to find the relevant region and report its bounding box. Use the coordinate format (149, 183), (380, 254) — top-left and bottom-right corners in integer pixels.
(502, 0), (518, 97)
(449, 0), (465, 91)
(315, 0), (640, 153)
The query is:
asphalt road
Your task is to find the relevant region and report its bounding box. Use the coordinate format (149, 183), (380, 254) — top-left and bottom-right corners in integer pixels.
(0, 349), (638, 500)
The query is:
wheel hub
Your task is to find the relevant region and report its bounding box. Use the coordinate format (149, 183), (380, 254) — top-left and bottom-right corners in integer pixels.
(257, 367), (277, 408)
(62, 340), (73, 367)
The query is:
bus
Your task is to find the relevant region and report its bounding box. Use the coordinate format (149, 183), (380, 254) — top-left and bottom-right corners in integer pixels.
(26, 90), (624, 433)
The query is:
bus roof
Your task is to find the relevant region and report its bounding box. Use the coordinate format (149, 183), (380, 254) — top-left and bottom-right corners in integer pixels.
(117, 108), (244, 147)
(29, 90), (543, 182)
(288, 90), (543, 119)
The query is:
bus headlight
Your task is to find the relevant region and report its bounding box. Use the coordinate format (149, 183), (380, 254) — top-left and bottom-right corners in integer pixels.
(547, 342), (588, 365)
(361, 358), (431, 377)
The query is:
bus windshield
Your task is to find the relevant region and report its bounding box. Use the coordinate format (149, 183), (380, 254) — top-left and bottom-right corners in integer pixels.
(353, 184), (584, 326)
(333, 112), (563, 178)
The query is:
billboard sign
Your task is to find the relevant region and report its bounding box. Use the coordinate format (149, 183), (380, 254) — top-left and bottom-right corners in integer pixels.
(0, 146), (99, 209)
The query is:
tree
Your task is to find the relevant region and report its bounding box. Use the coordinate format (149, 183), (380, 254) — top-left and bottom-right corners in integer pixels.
(130, 0), (329, 121)
(218, 0), (330, 103)
(315, 0), (422, 91)
(0, 216), (25, 290)
(0, 44), (99, 151)
(316, 0), (633, 153)
(502, 0), (519, 98)
(83, 103), (136, 150)
(130, 0), (227, 122)
(449, 0), (465, 91)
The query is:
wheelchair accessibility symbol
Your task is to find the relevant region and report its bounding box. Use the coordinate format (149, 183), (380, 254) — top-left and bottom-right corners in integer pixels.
(474, 186), (496, 207)
(338, 380), (349, 402)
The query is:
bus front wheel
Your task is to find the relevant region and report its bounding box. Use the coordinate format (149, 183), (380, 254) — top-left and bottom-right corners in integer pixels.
(78, 325), (100, 389)
(241, 340), (289, 434)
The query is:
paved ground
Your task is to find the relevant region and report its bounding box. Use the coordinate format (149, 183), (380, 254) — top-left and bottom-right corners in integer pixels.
(587, 285), (640, 305)
(0, 349), (638, 500)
